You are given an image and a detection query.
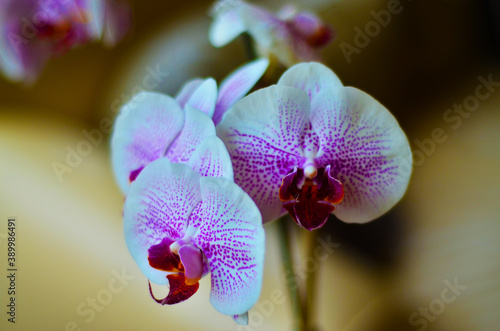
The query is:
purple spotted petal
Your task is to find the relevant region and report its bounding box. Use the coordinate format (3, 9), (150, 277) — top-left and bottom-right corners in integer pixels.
(216, 85), (309, 222)
(185, 78), (218, 118)
(111, 91), (184, 194)
(278, 62), (343, 101)
(123, 158), (202, 285)
(166, 106), (216, 164)
(175, 78), (204, 109)
(187, 136), (234, 180)
(193, 176), (264, 315)
(213, 58), (269, 125)
(311, 86), (412, 223)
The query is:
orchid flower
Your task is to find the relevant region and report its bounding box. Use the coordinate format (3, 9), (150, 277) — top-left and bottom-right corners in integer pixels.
(111, 58), (269, 194)
(124, 136), (264, 321)
(216, 62), (412, 230)
(210, 0), (334, 66)
(0, 0), (131, 84)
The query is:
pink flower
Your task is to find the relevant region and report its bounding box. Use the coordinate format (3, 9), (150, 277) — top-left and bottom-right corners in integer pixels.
(210, 0), (334, 66)
(0, 0), (132, 84)
(123, 140), (265, 322)
(217, 62), (412, 230)
(111, 58), (269, 194)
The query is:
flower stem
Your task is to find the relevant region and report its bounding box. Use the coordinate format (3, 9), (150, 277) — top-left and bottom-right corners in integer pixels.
(305, 229), (319, 331)
(278, 217), (307, 331)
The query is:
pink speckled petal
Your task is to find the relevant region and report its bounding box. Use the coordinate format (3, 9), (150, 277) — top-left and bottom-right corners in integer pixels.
(185, 78), (218, 118)
(124, 158), (202, 285)
(209, 0), (246, 47)
(311, 86), (412, 223)
(175, 78), (204, 109)
(278, 62), (343, 101)
(213, 58), (269, 125)
(187, 136), (234, 180)
(216, 85), (309, 222)
(194, 176), (264, 316)
(166, 106), (216, 164)
(111, 91), (184, 194)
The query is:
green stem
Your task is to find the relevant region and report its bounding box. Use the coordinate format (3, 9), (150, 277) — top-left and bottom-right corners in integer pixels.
(278, 217), (307, 331)
(305, 230), (319, 331)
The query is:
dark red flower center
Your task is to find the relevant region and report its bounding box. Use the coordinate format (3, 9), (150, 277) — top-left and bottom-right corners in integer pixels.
(279, 165), (343, 230)
(147, 237), (203, 305)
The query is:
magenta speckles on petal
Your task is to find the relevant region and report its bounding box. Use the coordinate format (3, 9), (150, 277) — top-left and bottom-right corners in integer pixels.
(123, 159), (203, 285)
(165, 106), (217, 164)
(311, 86), (412, 223)
(124, 157), (265, 317)
(111, 92), (185, 194)
(216, 85), (310, 222)
(195, 176), (264, 316)
(217, 62), (412, 226)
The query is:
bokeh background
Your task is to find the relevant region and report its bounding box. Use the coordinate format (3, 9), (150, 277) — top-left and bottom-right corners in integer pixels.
(1, 0), (499, 330)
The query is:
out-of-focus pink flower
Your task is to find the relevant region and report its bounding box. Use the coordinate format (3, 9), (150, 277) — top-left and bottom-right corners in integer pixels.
(0, 0), (132, 84)
(210, 0), (334, 66)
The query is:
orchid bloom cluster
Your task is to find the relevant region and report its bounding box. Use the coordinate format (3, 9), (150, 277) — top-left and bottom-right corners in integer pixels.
(111, 62), (412, 323)
(111, 59), (269, 323)
(217, 62), (412, 230)
(210, 0), (334, 66)
(110, 1), (412, 326)
(0, 0), (132, 84)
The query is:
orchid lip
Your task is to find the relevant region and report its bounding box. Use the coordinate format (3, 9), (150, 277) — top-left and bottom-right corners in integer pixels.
(279, 165), (344, 230)
(147, 236), (204, 305)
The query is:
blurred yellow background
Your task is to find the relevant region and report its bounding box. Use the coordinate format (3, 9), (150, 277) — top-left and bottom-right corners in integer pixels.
(1, 0), (499, 330)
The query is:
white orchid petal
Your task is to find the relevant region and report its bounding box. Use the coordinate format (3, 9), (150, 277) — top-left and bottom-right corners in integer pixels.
(217, 85), (309, 222)
(111, 91), (184, 194)
(311, 86), (412, 223)
(124, 159), (202, 285)
(194, 176), (264, 315)
(278, 62), (343, 101)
